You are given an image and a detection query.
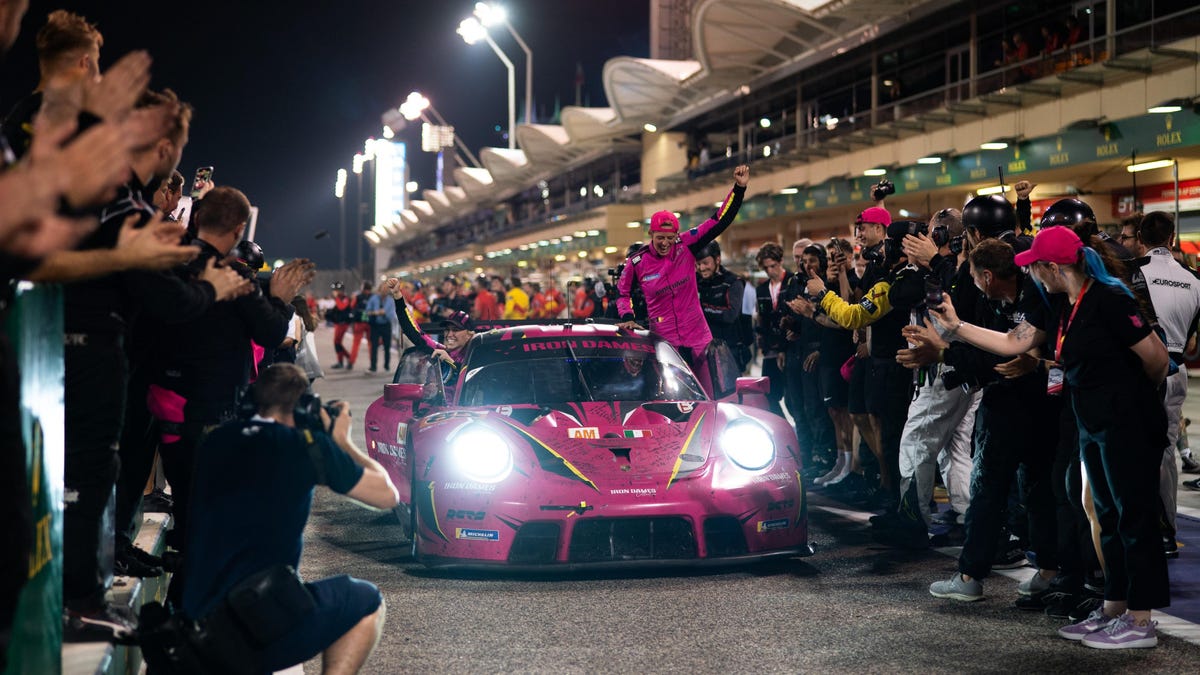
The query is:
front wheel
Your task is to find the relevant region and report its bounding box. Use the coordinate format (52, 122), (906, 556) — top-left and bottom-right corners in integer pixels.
(392, 502), (413, 542)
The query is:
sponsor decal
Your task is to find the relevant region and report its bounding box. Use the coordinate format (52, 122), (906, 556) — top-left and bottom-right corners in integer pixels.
(609, 487), (658, 496)
(374, 442), (406, 462)
(446, 509), (486, 520)
(495, 405), (513, 416)
(631, 254), (642, 265)
(443, 481), (498, 492)
(455, 528), (500, 541)
(677, 402), (695, 414)
(1130, 314), (1144, 328)
(757, 518), (789, 532)
(568, 427), (601, 439)
(395, 423), (408, 444)
(1151, 278), (1191, 289)
(521, 340), (655, 354)
(622, 429), (651, 438)
(752, 472), (791, 484)
(642, 273), (661, 282)
(860, 298), (878, 313)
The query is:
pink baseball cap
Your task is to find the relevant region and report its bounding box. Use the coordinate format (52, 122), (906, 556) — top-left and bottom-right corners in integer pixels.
(1014, 226), (1083, 267)
(649, 210), (679, 234)
(858, 206), (891, 226)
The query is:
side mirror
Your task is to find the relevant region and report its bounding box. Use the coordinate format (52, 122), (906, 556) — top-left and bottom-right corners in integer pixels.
(735, 376), (771, 410)
(384, 383), (423, 402)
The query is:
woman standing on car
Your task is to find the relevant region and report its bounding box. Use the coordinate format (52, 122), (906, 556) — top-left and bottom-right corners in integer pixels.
(922, 226), (1169, 650)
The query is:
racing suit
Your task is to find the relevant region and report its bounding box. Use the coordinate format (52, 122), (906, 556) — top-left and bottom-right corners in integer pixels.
(394, 297), (467, 397)
(697, 265), (752, 370)
(617, 183), (745, 392)
(1139, 246), (1200, 538)
(330, 295), (353, 365)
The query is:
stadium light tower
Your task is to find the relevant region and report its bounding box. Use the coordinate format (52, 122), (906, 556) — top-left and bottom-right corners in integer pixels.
(458, 16), (516, 149)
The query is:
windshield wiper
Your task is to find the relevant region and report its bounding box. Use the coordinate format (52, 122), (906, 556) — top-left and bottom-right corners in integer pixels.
(562, 340), (595, 402)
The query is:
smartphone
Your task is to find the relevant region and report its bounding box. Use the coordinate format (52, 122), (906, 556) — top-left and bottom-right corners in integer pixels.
(191, 166), (213, 198)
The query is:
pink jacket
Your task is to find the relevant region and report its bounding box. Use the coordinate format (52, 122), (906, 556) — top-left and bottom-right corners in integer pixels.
(617, 184), (745, 351)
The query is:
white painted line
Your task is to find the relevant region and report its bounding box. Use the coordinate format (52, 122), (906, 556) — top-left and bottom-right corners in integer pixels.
(1177, 504), (1200, 520)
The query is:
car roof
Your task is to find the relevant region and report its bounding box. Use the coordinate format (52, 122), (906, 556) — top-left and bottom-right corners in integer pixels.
(471, 322), (653, 348)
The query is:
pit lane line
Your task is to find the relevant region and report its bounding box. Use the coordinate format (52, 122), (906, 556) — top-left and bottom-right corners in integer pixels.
(809, 499), (1200, 648)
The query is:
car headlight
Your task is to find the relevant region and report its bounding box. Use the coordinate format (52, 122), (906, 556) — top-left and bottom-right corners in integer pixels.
(449, 424), (513, 483)
(720, 419), (775, 471)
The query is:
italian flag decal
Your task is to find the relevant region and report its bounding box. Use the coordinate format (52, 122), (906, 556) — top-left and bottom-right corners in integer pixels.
(623, 429), (651, 438)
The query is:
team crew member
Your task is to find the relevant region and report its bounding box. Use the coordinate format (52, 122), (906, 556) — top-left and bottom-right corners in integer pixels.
(180, 364), (397, 673)
(616, 165), (750, 395)
(930, 226), (1169, 650)
(696, 240), (752, 371)
(1135, 211), (1200, 557)
(329, 282), (353, 368)
(754, 243), (796, 417)
(919, 239), (1061, 597)
(873, 206), (976, 542)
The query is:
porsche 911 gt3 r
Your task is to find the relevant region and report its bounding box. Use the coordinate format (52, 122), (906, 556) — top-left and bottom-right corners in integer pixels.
(364, 324), (810, 568)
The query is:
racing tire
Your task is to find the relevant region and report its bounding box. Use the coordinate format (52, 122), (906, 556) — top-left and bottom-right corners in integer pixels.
(393, 502), (413, 542)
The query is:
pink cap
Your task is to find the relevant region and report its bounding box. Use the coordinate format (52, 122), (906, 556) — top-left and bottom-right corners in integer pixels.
(1014, 226), (1082, 267)
(649, 210), (679, 233)
(858, 206), (891, 226)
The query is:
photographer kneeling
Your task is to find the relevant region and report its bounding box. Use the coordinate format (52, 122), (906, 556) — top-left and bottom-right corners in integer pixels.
(175, 363), (399, 674)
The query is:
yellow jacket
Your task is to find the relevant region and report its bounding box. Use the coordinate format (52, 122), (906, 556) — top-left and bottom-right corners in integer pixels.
(818, 279), (892, 330)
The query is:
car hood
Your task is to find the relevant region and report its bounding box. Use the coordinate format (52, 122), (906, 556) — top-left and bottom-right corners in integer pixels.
(425, 401), (717, 489)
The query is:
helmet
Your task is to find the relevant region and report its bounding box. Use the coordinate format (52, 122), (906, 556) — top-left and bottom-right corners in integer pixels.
(1040, 198), (1097, 235)
(697, 240), (721, 261)
(962, 195), (1016, 238)
(234, 240), (265, 271)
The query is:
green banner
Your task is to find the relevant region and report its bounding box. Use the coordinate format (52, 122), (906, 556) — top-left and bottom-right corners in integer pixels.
(4, 283), (63, 675)
(676, 109), (1200, 228)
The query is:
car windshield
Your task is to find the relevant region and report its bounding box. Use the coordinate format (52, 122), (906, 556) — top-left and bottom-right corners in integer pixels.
(457, 337), (706, 406)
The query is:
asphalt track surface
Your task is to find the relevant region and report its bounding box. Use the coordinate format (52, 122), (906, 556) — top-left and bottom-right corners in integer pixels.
(300, 327), (1200, 673)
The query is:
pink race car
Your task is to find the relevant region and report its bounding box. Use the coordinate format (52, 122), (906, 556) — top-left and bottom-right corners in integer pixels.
(364, 323), (811, 569)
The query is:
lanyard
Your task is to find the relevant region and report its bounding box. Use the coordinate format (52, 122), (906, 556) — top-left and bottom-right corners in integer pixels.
(1055, 279), (1091, 362)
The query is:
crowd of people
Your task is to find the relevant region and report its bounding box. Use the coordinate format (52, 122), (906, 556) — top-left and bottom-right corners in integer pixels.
(373, 159), (1195, 650)
(0, 3), (1195, 672)
(0, 7), (395, 673)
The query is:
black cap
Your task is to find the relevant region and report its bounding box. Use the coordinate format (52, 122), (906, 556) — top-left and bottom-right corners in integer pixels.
(441, 310), (474, 331)
(962, 194), (1016, 238)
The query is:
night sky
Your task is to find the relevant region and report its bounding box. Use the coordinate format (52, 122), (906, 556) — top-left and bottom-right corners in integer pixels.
(0, 1), (649, 269)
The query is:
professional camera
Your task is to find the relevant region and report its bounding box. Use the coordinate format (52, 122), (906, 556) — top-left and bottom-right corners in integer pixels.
(884, 220), (927, 265)
(872, 179), (896, 202)
(294, 393), (343, 435)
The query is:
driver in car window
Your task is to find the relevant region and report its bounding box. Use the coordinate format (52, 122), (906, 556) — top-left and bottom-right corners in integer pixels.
(385, 279), (475, 391)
